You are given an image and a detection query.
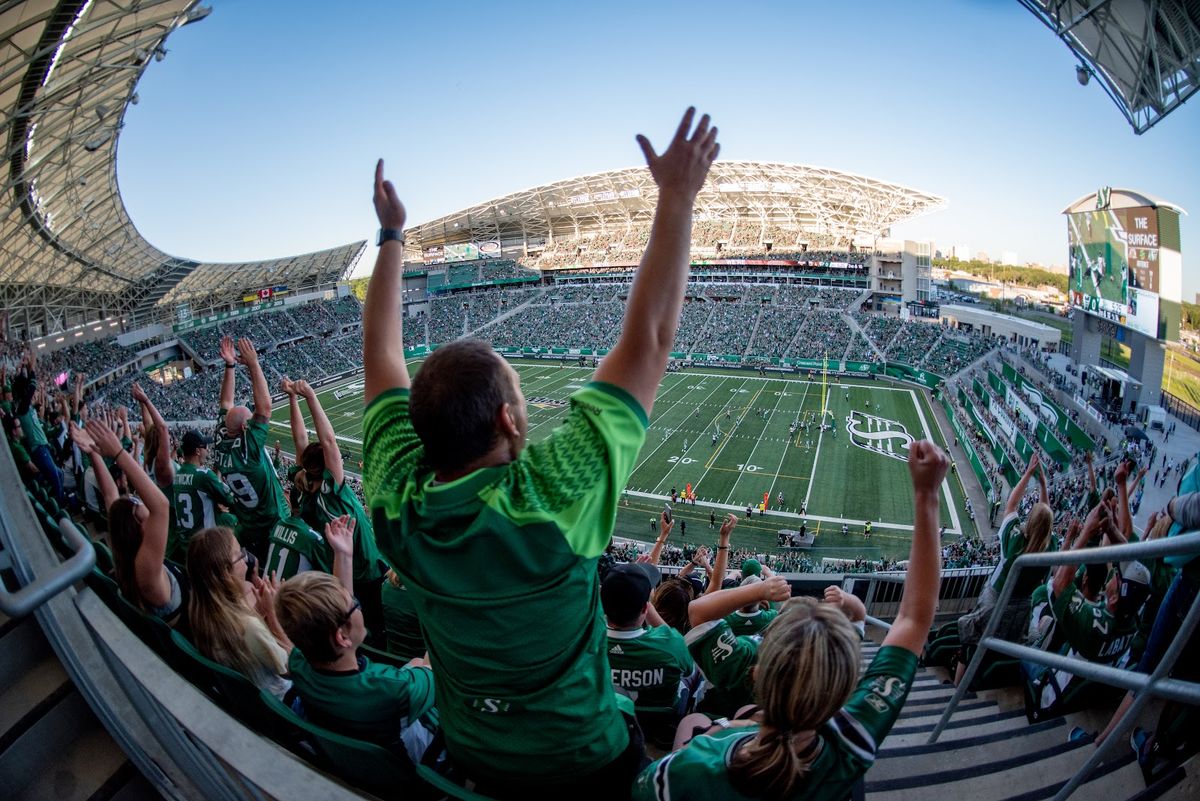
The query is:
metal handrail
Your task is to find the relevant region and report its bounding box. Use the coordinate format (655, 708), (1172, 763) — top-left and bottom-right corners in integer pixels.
(928, 531), (1200, 801)
(0, 516), (96, 617)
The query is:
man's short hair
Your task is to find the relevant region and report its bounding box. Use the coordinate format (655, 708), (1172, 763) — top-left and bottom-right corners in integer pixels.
(410, 339), (516, 472)
(275, 572), (348, 664)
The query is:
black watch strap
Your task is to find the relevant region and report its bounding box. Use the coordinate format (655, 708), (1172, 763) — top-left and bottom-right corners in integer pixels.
(377, 228), (405, 246)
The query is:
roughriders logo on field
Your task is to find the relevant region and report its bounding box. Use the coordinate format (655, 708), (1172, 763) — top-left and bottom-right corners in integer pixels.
(845, 411), (913, 462)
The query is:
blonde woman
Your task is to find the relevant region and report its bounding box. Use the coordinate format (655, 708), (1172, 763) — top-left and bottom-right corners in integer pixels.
(954, 453), (1054, 685)
(187, 526), (293, 700)
(633, 441), (948, 801)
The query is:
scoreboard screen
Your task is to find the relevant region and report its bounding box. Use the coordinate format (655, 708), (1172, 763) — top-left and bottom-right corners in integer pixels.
(1067, 205), (1161, 338)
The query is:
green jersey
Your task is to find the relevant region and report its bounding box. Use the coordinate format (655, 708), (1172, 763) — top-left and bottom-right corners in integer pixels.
(264, 515), (332, 581)
(986, 512), (1050, 596)
(685, 619), (760, 717)
(17, 407), (48, 450)
(607, 625), (697, 714)
(1050, 585), (1137, 665)
(363, 381), (647, 782)
(214, 411), (286, 539)
(725, 608), (779, 638)
(296, 468), (385, 583)
(633, 646), (918, 801)
(381, 579), (426, 663)
(286, 649), (436, 751)
(170, 462), (236, 560)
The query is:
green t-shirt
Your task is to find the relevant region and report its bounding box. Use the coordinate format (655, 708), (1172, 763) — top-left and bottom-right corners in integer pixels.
(362, 381), (648, 782)
(297, 467), (385, 583)
(606, 625), (696, 714)
(685, 619), (760, 717)
(724, 608), (780, 638)
(170, 462), (236, 559)
(287, 649), (436, 751)
(214, 412), (286, 540)
(1050, 585), (1137, 664)
(633, 646), (918, 801)
(8, 437), (32, 468)
(17, 407), (48, 450)
(381, 579), (427, 663)
(264, 515), (333, 581)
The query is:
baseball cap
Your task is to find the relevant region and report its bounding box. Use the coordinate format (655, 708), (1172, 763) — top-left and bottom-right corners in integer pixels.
(1116, 560), (1152, 616)
(741, 558), (762, 578)
(601, 562), (661, 623)
(181, 429), (212, 456)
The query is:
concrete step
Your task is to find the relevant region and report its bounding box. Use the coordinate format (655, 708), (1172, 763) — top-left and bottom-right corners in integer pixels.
(2, 690), (131, 801)
(866, 732), (1135, 800)
(872, 719), (1071, 781)
(883, 708), (1040, 748)
(0, 616), (71, 744)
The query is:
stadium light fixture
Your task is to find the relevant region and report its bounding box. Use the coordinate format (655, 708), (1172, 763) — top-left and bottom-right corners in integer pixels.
(154, 46), (168, 62)
(83, 130), (112, 152)
(1076, 64), (1091, 86)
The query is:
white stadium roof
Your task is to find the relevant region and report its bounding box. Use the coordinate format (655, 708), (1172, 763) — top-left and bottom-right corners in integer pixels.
(404, 161), (947, 252)
(0, 0), (364, 338)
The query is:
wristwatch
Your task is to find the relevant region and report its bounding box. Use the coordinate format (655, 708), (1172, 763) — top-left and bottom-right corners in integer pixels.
(377, 228), (405, 246)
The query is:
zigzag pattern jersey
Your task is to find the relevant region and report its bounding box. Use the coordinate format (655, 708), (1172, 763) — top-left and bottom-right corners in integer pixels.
(362, 382), (647, 782)
(633, 646), (918, 801)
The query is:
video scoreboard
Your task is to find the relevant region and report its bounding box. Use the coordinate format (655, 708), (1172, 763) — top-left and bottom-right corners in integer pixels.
(1066, 189), (1181, 341)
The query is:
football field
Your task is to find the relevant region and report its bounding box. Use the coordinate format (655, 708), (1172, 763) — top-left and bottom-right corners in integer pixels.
(270, 360), (976, 564)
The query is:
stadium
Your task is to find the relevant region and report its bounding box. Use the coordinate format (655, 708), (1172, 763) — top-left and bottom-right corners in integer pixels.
(2, 3), (1199, 801)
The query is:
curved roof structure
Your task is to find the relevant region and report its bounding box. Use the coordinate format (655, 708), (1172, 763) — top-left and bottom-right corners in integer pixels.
(0, 1), (363, 339)
(1019, 0), (1200, 134)
(1061, 187), (1187, 215)
(404, 161), (946, 253)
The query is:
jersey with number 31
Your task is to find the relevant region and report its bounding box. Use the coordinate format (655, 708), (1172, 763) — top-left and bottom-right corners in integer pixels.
(214, 411), (286, 532)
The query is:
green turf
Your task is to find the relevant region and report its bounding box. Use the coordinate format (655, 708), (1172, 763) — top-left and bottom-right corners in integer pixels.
(270, 360), (975, 565)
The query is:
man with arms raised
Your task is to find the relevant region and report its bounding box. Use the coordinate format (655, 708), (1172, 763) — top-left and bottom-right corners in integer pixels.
(361, 109), (719, 796)
(214, 336), (287, 559)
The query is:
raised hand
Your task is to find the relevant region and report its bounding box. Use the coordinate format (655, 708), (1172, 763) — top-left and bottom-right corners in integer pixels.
(219, 335), (237, 367)
(373, 159), (407, 230)
(325, 514), (356, 558)
(295, 379), (315, 399)
(236, 338), (258, 367)
(718, 512), (738, 541)
(85, 418), (124, 459)
(279, 377), (296, 397)
(908, 440), (949, 495)
(130, 382), (148, 404)
(635, 107), (720, 201)
(69, 421), (97, 453)
(759, 575), (791, 603)
(1026, 452), (1040, 475)
(1114, 459), (1130, 485)
(659, 509), (674, 538)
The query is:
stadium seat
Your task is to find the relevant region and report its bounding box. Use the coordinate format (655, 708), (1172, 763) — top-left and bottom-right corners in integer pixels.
(254, 689), (438, 800)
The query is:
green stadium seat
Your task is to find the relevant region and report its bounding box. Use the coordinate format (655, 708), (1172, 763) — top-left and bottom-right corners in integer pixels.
(255, 690), (439, 799)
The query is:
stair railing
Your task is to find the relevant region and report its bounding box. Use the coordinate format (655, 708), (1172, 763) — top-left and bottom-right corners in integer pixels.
(927, 533), (1200, 801)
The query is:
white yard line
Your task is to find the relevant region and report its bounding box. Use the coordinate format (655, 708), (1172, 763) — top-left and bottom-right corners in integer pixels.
(636, 377), (733, 478)
(624, 490), (917, 531)
(723, 381), (789, 506)
(909, 389), (963, 535)
(767, 380), (811, 508)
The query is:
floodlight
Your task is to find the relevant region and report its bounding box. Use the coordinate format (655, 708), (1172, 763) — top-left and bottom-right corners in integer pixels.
(1076, 65), (1091, 86)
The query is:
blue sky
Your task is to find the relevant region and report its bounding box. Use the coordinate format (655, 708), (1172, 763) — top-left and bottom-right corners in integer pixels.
(117, 1), (1199, 297)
